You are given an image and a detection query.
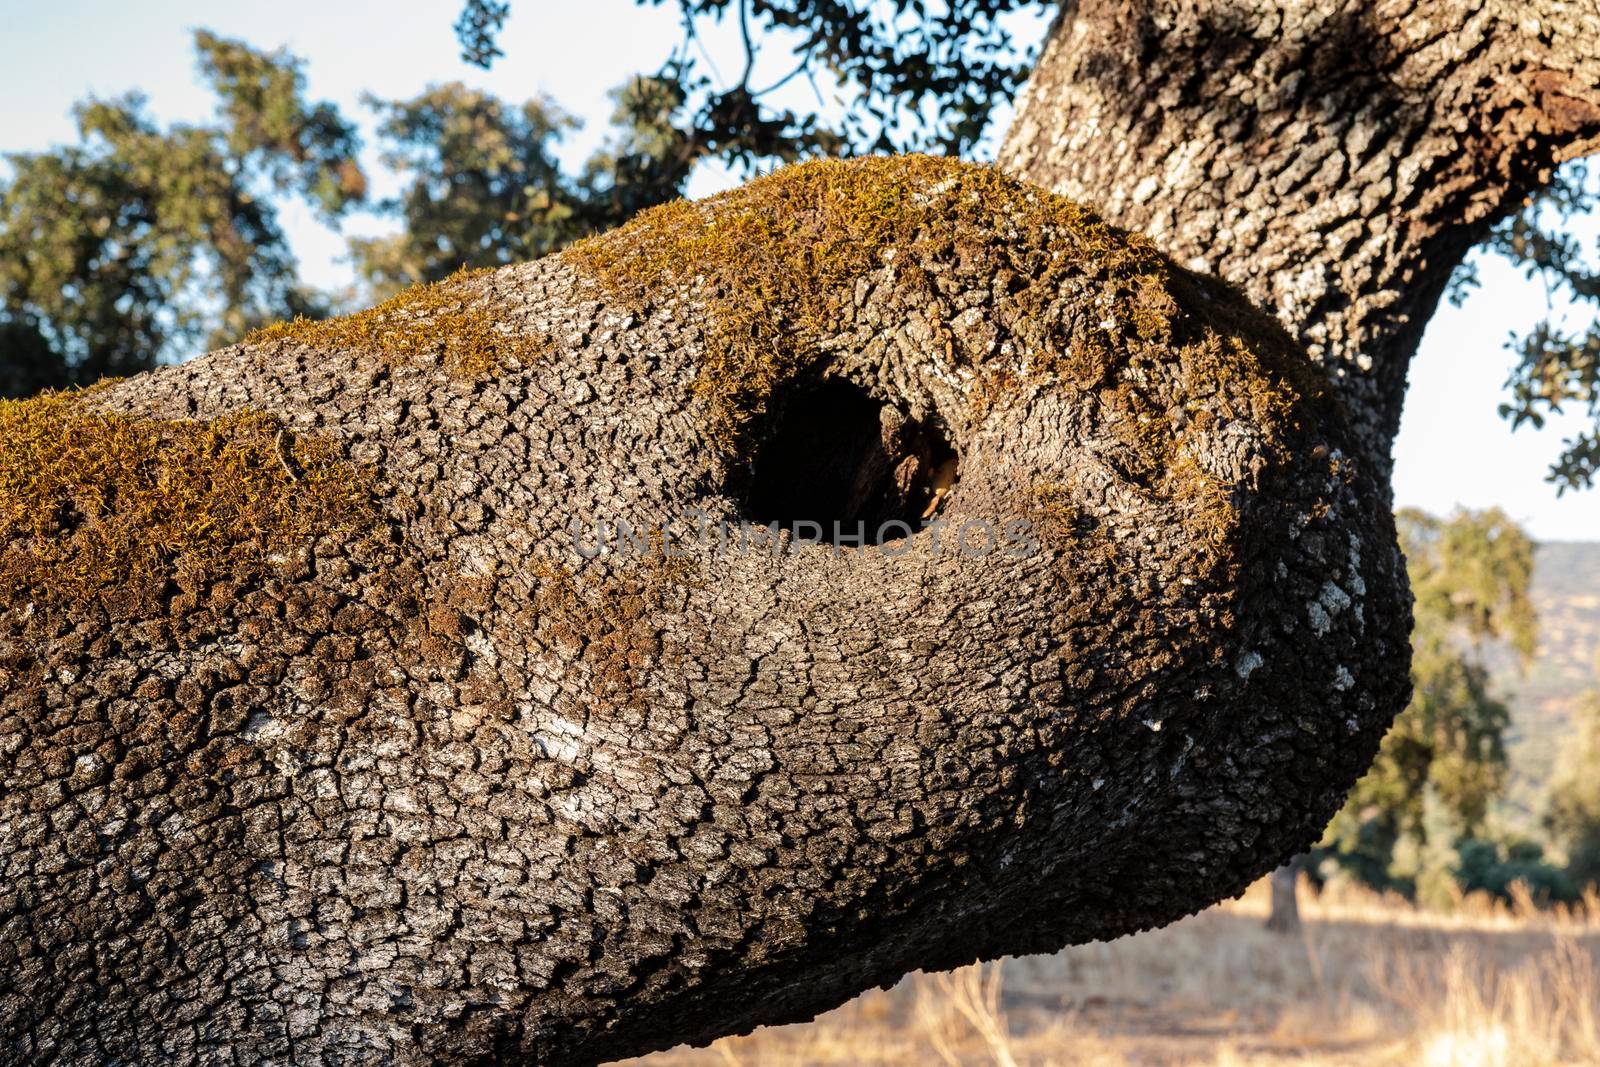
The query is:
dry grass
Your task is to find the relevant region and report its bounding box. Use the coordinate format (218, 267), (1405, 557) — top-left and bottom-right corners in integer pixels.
(625, 877), (1600, 1067)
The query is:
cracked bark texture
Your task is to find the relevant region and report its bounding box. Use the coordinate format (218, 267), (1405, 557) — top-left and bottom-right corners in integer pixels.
(1, 1), (1596, 1062)
(1, 157), (1408, 1064)
(1000, 0), (1600, 471)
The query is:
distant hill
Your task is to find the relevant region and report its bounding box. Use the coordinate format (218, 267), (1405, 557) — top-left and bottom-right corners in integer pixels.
(1495, 541), (1600, 810)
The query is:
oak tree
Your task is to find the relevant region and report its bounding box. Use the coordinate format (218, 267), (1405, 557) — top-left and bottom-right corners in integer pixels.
(0, 32), (364, 395)
(3, 2), (1599, 1064)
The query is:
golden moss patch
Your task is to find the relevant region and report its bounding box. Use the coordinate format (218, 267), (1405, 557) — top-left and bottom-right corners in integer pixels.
(246, 268), (543, 377)
(1029, 482), (1090, 544)
(567, 155), (1132, 450)
(564, 156), (1322, 555)
(567, 155), (1316, 453)
(0, 390), (376, 606)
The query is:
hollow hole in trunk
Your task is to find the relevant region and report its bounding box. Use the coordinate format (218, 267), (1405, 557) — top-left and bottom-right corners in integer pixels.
(743, 378), (959, 547)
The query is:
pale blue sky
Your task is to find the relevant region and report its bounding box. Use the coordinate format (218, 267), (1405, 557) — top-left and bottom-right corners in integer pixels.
(4, 0), (1598, 540)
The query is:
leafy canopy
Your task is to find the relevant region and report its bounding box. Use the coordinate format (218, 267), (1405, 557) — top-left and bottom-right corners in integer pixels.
(351, 77), (694, 294)
(0, 32), (362, 395)
(1452, 162), (1600, 493)
(455, 0), (1052, 162)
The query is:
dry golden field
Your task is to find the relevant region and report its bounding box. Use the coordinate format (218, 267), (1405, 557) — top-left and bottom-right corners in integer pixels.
(625, 878), (1600, 1067)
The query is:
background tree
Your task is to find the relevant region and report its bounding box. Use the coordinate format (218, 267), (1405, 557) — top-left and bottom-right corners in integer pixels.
(351, 77), (694, 294)
(0, 32), (363, 396)
(1313, 509), (1550, 905)
(1545, 668), (1600, 888)
(349, 84), (586, 294)
(0, 30), (705, 391)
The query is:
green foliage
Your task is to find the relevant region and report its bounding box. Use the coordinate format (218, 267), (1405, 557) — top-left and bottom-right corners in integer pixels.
(1545, 686), (1600, 889)
(0, 29), (702, 394)
(454, 0), (510, 69)
(1409, 786), (1468, 910)
(1452, 161), (1600, 493)
(1315, 508), (1538, 901)
(1454, 836), (1576, 903)
(351, 78), (694, 294)
(0, 32), (363, 393)
(455, 0), (1051, 160)
(577, 77), (699, 234)
(350, 84), (580, 292)
(194, 30), (367, 219)
(1404, 507), (1539, 660)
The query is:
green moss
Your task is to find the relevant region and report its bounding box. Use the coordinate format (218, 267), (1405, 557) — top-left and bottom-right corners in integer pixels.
(565, 155), (1321, 548)
(246, 267), (544, 377)
(0, 389), (377, 607)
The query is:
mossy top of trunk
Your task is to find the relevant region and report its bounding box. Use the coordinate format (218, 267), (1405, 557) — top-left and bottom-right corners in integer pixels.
(0, 390), (376, 610)
(564, 154), (1325, 546)
(245, 267), (545, 377)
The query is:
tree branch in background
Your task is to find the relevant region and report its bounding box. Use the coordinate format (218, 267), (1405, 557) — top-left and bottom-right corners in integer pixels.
(1452, 162), (1600, 493)
(453, 0), (511, 68)
(454, 0), (1052, 162)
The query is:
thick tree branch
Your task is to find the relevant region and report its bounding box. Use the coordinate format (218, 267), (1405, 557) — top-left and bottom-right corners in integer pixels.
(0, 158), (1410, 1064)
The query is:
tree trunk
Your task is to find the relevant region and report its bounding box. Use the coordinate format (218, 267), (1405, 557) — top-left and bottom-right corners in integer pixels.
(999, 0), (1600, 470)
(1265, 860), (1301, 934)
(2, 7), (1597, 1066)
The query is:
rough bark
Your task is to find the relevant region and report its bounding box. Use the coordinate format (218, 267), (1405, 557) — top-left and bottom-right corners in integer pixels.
(2, 2), (1596, 1062)
(1000, 0), (1600, 469)
(2, 157), (1409, 1064)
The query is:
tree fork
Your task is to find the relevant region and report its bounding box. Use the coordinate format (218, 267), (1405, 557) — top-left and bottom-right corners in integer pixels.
(1000, 0), (1600, 471)
(5, 0), (1600, 1058)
